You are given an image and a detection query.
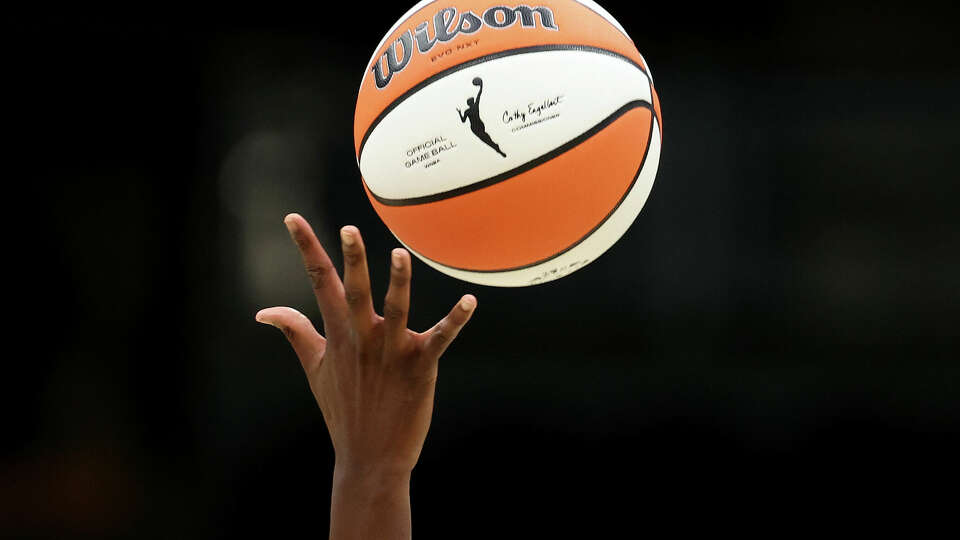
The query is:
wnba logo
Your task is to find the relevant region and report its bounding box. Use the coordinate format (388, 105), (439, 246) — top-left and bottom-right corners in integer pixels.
(371, 5), (560, 89)
(457, 77), (507, 157)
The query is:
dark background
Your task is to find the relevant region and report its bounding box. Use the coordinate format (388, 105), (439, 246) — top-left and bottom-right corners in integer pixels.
(6, 1), (959, 536)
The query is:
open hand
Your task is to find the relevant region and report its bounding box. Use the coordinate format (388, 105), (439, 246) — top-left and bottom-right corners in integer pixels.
(256, 214), (477, 478)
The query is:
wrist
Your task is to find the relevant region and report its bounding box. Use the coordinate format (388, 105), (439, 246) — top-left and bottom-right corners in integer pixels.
(333, 461), (412, 495)
(330, 460), (413, 539)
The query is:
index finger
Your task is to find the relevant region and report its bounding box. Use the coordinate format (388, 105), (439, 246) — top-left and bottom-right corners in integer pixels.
(284, 213), (348, 338)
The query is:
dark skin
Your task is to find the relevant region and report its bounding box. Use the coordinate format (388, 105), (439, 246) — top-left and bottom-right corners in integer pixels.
(256, 214), (477, 540)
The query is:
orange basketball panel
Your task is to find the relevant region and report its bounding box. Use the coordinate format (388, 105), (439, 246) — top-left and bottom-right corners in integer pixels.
(364, 106), (653, 271)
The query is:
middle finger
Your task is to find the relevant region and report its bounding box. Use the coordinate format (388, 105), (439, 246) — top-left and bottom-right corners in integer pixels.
(340, 226), (376, 335)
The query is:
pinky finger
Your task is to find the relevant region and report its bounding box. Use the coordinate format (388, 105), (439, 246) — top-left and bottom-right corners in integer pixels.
(256, 307), (327, 371)
(422, 295), (477, 361)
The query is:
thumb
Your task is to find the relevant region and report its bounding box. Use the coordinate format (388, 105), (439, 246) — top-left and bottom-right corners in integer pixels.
(256, 307), (327, 370)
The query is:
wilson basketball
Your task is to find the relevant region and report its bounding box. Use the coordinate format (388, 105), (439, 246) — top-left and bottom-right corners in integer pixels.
(355, 0), (662, 287)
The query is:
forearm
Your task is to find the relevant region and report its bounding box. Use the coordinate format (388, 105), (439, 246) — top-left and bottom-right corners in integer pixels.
(330, 464), (412, 540)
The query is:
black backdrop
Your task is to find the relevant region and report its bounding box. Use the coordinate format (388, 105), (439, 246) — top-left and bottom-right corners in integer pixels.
(7, 1), (959, 536)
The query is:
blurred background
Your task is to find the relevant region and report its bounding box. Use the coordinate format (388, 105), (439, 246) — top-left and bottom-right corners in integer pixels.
(7, 1), (959, 536)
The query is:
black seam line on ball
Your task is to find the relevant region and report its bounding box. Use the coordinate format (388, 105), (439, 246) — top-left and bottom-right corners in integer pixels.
(405, 113), (658, 275)
(357, 44), (649, 160)
(369, 100), (653, 207)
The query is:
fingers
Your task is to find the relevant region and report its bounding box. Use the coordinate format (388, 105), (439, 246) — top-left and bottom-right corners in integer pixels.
(256, 307), (327, 372)
(340, 226), (376, 333)
(284, 214), (348, 337)
(383, 248), (412, 347)
(422, 295), (477, 361)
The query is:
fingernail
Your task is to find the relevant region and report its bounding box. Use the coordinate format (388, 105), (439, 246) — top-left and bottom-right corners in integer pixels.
(341, 227), (355, 246)
(392, 249), (403, 269)
(459, 296), (476, 312)
(284, 217), (296, 234)
(255, 312), (277, 328)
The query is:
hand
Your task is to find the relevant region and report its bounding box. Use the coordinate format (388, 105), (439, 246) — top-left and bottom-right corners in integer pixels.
(255, 214), (477, 538)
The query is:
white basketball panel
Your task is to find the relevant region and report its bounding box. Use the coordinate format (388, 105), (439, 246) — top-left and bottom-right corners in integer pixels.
(360, 49), (651, 200)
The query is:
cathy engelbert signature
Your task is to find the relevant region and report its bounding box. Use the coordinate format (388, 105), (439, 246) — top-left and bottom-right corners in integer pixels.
(502, 95), (564, 126)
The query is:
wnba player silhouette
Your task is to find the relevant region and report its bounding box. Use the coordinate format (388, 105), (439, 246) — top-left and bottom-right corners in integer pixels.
(457, 77), (507, 158)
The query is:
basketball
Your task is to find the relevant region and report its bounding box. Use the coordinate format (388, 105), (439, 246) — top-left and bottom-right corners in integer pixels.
(354, 0), (662, 287)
